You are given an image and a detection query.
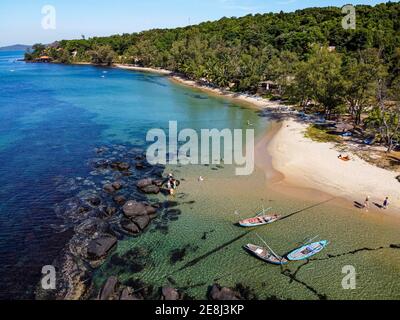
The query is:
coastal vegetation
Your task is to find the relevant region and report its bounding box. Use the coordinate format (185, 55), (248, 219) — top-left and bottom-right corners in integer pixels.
(26, 2), (400, 152)
(305, 125), (342, 144)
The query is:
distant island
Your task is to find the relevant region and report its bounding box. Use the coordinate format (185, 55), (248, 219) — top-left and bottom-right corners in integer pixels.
(0, 44), (31, 51)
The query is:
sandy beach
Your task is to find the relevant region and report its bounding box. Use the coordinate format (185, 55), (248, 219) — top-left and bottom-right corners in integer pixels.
(114, 64), (278, 110)
(114, 64), (172, 75)
(116, 63), (400, 214)
(266, 118), (400, 213)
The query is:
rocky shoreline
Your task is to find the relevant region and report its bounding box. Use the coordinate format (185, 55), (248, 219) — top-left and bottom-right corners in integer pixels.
(35, 144), (168, 300)
(34, 144), (264, 301)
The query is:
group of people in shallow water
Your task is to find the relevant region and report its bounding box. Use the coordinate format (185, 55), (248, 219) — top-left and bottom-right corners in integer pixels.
(165, 173), (205, 196)
(166, 173), (178, 195)
(363, 196), (390, 211)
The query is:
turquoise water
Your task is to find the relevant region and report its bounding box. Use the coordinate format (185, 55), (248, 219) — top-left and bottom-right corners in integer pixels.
(1, 51), (400, 300)
(0, 51), (265, 299)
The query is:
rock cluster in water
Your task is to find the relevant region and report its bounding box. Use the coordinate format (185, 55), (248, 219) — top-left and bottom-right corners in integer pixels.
(95, 276), (250, 301)
(35, 145), (168, 300)
(35, 144), (260, 301)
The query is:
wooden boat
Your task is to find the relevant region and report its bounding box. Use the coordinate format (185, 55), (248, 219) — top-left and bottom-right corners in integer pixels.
(244, 244), (289, 265)
(287, 240), (329, 261)
(239, 207), (281, 227)
(239, 215), (281, 227)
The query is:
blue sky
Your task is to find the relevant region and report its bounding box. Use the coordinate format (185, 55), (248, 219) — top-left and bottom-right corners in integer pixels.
(0, 0), (388, 46)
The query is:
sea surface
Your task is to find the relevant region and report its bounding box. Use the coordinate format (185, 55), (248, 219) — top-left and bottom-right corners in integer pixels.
(0, 51), (264, 299)
(0, 51), (400, 300)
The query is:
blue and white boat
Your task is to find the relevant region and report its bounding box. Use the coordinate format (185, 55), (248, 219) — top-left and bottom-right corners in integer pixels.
(287, 240), (329, 261)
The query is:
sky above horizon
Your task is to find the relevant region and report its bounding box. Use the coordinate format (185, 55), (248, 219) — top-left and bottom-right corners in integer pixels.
(0, 0), (389, 47)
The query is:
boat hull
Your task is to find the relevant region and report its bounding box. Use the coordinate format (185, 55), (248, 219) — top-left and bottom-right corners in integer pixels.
(244, 244), (288, 265)
(287, 241), (329, 261)
(239, 215), (281, 227)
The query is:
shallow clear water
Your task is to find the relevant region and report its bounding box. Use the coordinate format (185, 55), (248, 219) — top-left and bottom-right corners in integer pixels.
(0, 51), (265, 299)
(94, 163), (400, 300)
(1, 51), (399, 300)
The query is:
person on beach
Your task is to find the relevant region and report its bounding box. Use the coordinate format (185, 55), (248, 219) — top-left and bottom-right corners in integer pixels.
(363, 196), (370, 211)
(383, 197), (389, 210)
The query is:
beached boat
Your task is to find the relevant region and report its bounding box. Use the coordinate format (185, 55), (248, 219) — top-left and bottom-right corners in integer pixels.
(239, 214), (281, 227)
(244, 244), (289, 265)
(238, 207), (281, 227)
(287, 240), (329, 261)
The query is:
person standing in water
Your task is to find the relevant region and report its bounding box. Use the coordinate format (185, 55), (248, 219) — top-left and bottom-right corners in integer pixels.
(363, 196), (370, 211)
(383, 197), (389, 210)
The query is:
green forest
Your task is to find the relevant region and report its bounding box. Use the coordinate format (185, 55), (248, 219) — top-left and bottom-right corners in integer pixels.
(26, 2), (400, 151)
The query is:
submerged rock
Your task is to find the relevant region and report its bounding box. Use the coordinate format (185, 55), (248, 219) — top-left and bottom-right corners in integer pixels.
(87, 196), (102, 207)
(137, 178), (160, 194)
(141, 185), (160, 194)
(87, 236), (117, 260)
(135, 162), (145, 170)
(137, 178), (153, 189)
(161, 287), (180, 300)
(103, 184), (115, 194)
(120, 287), (142, 300)
(123, 200), (156, 217)
(98, 276), (119, 300)
(104, 206), (117, 217)
(111, 162), (131, 171)
(132, 215), (151, 230)
(75, 218), (109, 237)
(93, 159), (111, 169)
(209, 284), (241, 300)
(112, 181), (123, 191)
(121, 218), (140, 234)
(113, 195), (127, 206)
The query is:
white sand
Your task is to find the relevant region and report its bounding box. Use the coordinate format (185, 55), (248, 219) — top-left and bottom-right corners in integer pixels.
(114, 64), (172, 75)
(267, 119), (400, 210)
(114, 63), (400, 211)
(114, 64), (279, 109)
(170, 74), (276, 109)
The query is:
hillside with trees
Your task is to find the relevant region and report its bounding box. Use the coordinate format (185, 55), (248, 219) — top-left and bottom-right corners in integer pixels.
(26, 2), (400, 154)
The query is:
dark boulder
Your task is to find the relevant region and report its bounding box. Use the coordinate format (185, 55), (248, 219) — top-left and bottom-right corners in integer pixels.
(146, 206), (157, 216)
(94, 159), (110, 169)
(153, 179), (164, 187)
(123, 201), (155, 217)
(137, 178), (153, 189)
(121, 218), (141, 234)
(120, 287), (143, 300)
(75, 218), (109, 237)
(103, 184), (115, 194)
(140, 185), (160, 194)
(111, 162), (131, 171)
(113, 195), (127, 206)
(209, 284), (241, 301)
(112, 181), (123, 191)
(87, 236), (117, 260)
(135, 162), (145, 170)
(132, 215), (151, 230)
(98, 276), (119, 300)
(95, 147), (108, 154)
(161, 287), (180, 300)
(104, 207), (117, 217)
(88, 196), (101, 207)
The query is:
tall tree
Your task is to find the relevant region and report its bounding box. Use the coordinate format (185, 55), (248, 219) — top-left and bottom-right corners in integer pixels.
(343, 49), (387, 125)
